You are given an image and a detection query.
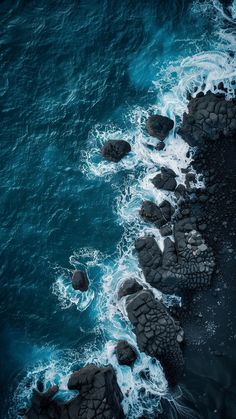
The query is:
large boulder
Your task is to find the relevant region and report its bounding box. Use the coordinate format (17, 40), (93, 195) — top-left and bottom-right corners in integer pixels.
(68, 364), (124, 418)
(117, 277), (143, 300)
(135, 218), (215, 294)
(115, 340), (137, 366)
(71, 270), (89, 292)
(139, 200), (174, 228)
(101, 140), (131, 162)
(125, 289), (184, 385)
(151, 167), (177, 191)
(25, 365), (124, 419)
(146, 115), (174, 140)
(179, 91), (236, 147)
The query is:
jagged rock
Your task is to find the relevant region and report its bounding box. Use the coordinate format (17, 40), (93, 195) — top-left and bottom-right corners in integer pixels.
(67, 364), (124, 419)
(139, 200), (174, 228)
(117, 277), (143, 299)
(25, 365), (125, 419)
(71, 270), (89, 292)
(125, 289), (184, 385)
(151, 167), (177, 191)
(101, 140), (131, 162)
(135, 218), (215, 294)
(115, 340), (137, 366)
(146, 115), (174, 140)
(179, 92), (236, 146)
(160, 223), (172, 237)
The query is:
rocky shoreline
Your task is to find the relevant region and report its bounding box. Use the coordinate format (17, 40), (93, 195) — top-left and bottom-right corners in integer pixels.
(23, 86), (236, 418)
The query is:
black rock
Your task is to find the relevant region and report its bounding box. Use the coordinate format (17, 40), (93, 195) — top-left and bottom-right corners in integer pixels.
(115, 340), (137, 366)
(146, 115), (174, 140)
(72, 270), (89, 292)
(117, 277), (143, 299)
(68, 364), (125, 418)
(139, 199), (174, 228)
(151, 167), (177, 191)
(179, 92), (236, 146)
(125, 289), (184, 385)
(101, 140), (131, 162)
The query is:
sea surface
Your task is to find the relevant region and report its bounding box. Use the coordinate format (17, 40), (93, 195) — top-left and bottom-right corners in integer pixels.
(0, 1), (236, 418)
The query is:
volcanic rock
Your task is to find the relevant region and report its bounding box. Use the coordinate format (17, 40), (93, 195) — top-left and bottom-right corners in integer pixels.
(101, 140), (131, 162)
(71, 270), (89, 292)
(146, 115), (174, 140)
(115, 340), (137, 366)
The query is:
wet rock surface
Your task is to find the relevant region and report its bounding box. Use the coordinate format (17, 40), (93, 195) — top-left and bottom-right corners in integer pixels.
(25, 364), (125, 419)
(178, 91), (236, 147)
(71, 270), (89, 292)
(139, 200), (174, 228)
(176, 92), (236, 419)
(115, 340), (137, 366)
(135, 216), (215, 294)
(117, 277), (143, 300)
(146, 115), (174, 140)
(151, 167), (177, 191)
(101, 140), (131, 162)
(125, 289), (184, 385)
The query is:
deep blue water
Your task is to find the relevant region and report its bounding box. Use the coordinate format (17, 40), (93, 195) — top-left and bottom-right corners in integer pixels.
(0, 0), (236, 417)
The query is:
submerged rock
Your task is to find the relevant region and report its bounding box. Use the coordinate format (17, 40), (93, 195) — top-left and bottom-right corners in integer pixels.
(101, 140), (131, 162)
(151, 167), (177, 191)
(125, 289), (184, 385)
(117, 277), (143, 300)
(146, 115), (174, 140)
(71, 270), (89, 292)
(115, 340), (137, 366)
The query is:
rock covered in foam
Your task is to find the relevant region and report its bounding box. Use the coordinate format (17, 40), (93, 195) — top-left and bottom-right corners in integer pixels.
(146, 115), (174, 140)
(151, 167), (177, 191)
(125, 289), (184, 385)
(71, 270), (89, 292)
(179, 91), (236, 147)
(115, 340), (137, 366)
(117, 277), (143, 300)
(101, 140), (131, 162)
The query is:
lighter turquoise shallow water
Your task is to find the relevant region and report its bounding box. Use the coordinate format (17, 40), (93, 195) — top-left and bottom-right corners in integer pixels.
(0, 1), (236, 418)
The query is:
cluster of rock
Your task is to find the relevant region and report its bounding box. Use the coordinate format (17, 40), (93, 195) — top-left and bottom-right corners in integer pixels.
(24, 86), (236, 417)
(24, 364), (125, 419)
(135, 217), (215, 295)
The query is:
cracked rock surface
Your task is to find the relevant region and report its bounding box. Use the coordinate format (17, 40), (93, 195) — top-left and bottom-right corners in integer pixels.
(178, 91), (236, 147)
(25, 364), (124, 419)
(125, 289), (184, 385)
(135, 217), (215, 294)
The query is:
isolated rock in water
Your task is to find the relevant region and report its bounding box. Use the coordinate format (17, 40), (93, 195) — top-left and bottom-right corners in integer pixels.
(125, 289), (184, 385)
(72, 270), (89, 292)
(115, 340), (137, 366)
(101, 140), (131, 162)
(117, 277), (143, 300)
(146, 115), (174, 140)
(151, 167), (177, 191)
(135, 218), (215, 294)
(179, 91), (236, 146)
(68, 364), (124, 418)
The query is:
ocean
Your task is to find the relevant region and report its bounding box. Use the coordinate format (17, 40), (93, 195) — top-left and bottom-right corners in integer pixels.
(0, 0), (236, 417)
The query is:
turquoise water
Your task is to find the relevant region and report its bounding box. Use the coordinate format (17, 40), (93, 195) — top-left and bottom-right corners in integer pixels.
(0, 0), (236, 417)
